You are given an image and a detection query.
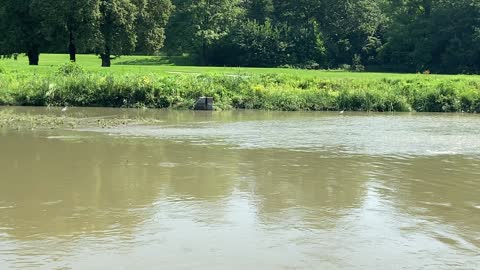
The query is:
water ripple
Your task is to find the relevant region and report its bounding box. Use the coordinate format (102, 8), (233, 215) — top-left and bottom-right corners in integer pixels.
(83, 114), (480, 157)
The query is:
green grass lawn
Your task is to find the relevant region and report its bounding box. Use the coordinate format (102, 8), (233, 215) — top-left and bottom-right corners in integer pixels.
(1, 53), (473, 80)
(2, 53), (480, 113)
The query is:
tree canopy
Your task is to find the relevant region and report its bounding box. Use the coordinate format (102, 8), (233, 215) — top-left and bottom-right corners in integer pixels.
(1, 0), (480, 73)
(164, 0), (480, 73)
(0, 0), (172, 66)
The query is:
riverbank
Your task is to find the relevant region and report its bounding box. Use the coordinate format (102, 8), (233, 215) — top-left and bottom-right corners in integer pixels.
(2, 71), (480, 112)
(1, 55), (480, 112)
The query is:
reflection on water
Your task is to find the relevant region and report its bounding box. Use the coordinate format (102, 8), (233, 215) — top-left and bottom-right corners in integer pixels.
(0, 108), (479, 269)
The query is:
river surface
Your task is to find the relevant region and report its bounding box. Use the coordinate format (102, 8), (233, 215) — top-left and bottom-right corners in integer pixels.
(0, 107), (479, 269)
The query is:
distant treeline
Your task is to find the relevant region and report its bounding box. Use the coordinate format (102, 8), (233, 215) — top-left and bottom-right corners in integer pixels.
(1, 0), (480, 73)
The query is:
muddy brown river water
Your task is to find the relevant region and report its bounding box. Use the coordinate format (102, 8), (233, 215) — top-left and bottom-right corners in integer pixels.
(0, 107), (479, 269)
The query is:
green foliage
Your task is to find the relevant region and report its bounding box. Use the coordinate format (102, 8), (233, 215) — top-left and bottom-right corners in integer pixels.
(381, 0), (480, 73)
(0, 0), (47, 64)
(0, 0), (172, 66)
(165, 0), (244, 65)
(1, 65), (480, 112)
(2, 0), (480, 72)
(164, 0), (386, 69)
(352, 54), (365, 72)
(98, 0), (138, 54)
(244, 0), (274, 22)
(56, 62), (86, 76)
(134, 0), (173, 55)
(224, 20), (288, 67)
(39, 0), (101, 52)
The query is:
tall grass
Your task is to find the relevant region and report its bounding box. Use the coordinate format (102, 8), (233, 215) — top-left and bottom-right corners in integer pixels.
(1, 63), (480, 112)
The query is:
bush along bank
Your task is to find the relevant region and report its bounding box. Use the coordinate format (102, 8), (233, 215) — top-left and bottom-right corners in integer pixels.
(1, 70), (480, 112)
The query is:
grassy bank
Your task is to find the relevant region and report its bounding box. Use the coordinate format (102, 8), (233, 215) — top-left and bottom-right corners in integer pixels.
(1, 53), (468, 79)
(1, 55), (480, 112)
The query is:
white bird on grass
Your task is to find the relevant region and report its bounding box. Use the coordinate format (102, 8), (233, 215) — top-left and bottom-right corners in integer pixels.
(61, 106), (68, 112)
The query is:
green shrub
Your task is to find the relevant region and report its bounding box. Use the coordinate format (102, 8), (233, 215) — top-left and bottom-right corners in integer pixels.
(56, 62), (86, 76)
(1, 72), (480, 112)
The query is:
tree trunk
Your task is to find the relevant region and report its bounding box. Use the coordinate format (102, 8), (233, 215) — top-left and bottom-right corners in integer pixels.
(69, 31), (76, 62)
(101, 46), (111, 67)
(27, 46), (39, 65)
(201, 40), (208, 66)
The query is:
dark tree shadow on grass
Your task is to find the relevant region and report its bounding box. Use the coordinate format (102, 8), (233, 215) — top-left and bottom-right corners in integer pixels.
(113, 55), (193, 66)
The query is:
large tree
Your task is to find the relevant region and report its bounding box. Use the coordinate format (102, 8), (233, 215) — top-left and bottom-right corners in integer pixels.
(133, 0), (173, 55)
(0, 0), (48, 65)
(97, 0), (173, 67)
(313, 0), (386, 67)
(0, 0), (101, 64)
(270, 0), (325, 66)
(0, 0), (172, 67)
(40, 0), (101, 62)
(165, 0), (244, 65)
(96, 0), (138, 67)
(382, 0), (480, 73)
